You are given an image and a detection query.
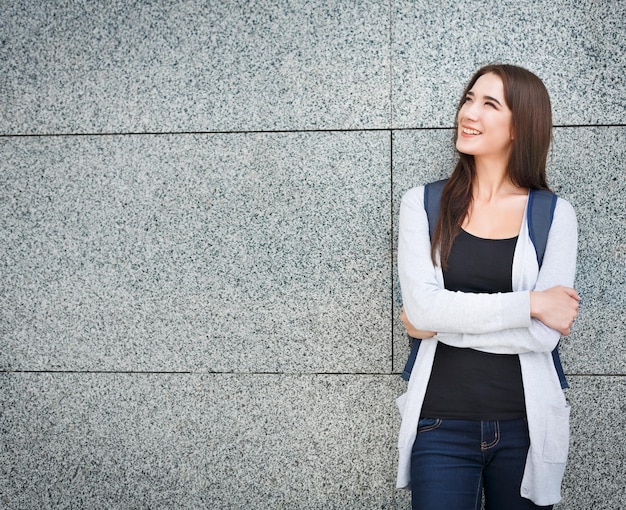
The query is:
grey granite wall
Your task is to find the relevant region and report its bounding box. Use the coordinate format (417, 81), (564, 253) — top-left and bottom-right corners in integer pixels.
(1, 1), (624, 509)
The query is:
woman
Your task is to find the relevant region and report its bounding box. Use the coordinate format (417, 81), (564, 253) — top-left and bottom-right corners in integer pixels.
(395, 64), (579, 509)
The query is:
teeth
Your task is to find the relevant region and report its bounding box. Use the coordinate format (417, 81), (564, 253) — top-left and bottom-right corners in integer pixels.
(462, 127), (481, 135)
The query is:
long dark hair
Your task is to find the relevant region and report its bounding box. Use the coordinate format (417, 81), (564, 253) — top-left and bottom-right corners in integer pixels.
(431, 64), (553, 268)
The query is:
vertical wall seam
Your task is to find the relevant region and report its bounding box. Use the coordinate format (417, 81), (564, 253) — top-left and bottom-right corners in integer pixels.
(390, 129), (395, 375)
(389, 0), (393, 128)
(388, 0), (395, 376)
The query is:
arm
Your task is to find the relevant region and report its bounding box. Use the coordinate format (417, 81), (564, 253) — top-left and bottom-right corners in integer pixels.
(399, 306), (436, 339)
(434, 198), (579, 354)
(398, 187), (531, 335)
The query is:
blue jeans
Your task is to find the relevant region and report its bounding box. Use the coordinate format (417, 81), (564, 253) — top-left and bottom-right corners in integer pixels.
(410, 418), (553, 510)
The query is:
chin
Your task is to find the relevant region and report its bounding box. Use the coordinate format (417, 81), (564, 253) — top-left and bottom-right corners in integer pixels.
(455, 143), (474, 156)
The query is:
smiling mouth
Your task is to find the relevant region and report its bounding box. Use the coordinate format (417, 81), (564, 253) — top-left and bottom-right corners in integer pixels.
(462, 127), (481, 135)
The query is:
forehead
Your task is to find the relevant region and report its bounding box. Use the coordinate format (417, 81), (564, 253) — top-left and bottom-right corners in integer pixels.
(469, 72), (505, 98)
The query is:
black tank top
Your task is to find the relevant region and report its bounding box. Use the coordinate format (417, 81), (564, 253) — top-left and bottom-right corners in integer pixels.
(420, 229), (526, 420)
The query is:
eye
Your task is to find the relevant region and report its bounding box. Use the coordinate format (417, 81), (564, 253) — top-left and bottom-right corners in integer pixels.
(464, 95), (473, 103)
(485, 101), (496, 108)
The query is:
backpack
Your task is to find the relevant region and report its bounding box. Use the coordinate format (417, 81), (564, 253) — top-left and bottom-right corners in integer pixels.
(400, 179), (568, 389)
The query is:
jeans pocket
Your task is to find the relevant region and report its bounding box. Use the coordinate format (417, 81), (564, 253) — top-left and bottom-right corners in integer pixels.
(417, 418), (442, 434)
(543, 405), (570, 463)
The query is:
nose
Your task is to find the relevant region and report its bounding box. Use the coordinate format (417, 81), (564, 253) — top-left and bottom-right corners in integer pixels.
(462, 101), (479, 121)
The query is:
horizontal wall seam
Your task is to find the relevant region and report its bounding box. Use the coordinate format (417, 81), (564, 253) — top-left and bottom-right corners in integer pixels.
(1, 370), (396, 376)
(1, 124), (625, 139)
(1, 370), (623, 377)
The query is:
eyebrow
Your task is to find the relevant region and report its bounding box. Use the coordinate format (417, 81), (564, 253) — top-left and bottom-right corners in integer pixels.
(466, 91), (503, 107)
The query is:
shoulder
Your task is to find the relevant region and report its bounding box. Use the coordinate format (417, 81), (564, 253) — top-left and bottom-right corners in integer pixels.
(400, 185), (425, 208)
(399, 186), (429, 229)
(553, 196), (577, 226)
(546, 197), (578, 250)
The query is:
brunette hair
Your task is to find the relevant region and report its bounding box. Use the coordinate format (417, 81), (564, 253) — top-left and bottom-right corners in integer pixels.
(431, 64), (553, 268)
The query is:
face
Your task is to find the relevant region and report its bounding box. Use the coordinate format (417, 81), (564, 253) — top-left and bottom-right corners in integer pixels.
(456, 72), (514, 163)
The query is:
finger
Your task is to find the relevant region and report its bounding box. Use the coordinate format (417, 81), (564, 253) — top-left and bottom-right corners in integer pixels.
(564, 287), (581, 301)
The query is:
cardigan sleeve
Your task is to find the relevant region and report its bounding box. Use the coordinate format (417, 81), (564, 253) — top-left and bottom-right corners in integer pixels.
(398, 187), (578, 353)
(436, 198), (578, 354)
(398, 186), (531, 334)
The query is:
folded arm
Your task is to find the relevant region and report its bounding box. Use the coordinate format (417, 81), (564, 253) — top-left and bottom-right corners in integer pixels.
(398, 187), (578, 354)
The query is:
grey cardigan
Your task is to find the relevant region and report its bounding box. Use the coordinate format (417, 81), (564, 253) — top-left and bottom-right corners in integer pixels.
(396, 186), (578, 506)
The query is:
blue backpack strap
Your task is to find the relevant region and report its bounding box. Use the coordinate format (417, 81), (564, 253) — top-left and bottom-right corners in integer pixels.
(425, 179), (447, 241)
(401, 179), (448, 381)
(527, 189), (558, 268)
(400, 341), (419, 381)
(528, 189), (568, 389)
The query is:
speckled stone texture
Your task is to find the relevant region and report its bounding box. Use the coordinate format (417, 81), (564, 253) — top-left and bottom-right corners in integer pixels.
(0, 0), (390, 134)
(392, 0), (626, 127)
(0, 131), (390, 373)
(0, 372), (405, 509)
(1, 0), (625, 508)
(2, 374), (622, 509)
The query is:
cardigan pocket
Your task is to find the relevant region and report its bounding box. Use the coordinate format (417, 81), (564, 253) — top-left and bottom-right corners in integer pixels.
(396, 392), (408, 416)
(543, 405), (570, 463)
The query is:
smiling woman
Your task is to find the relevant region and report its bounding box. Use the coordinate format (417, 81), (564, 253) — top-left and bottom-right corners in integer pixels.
(396, 65), (580, 510)
(432, 65), (556, 270)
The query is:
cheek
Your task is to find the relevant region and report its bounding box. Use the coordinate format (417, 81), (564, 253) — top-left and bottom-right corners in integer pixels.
(503, 117), (514, 138)
(496, 118), (513, 139)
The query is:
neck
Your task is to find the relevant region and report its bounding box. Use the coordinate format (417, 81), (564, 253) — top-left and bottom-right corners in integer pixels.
(472, 158), (513, 201)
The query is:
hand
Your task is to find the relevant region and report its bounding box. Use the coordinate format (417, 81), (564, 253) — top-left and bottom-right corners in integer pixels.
(530, 286), (580, 336)
(400, 306), (437, 339)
